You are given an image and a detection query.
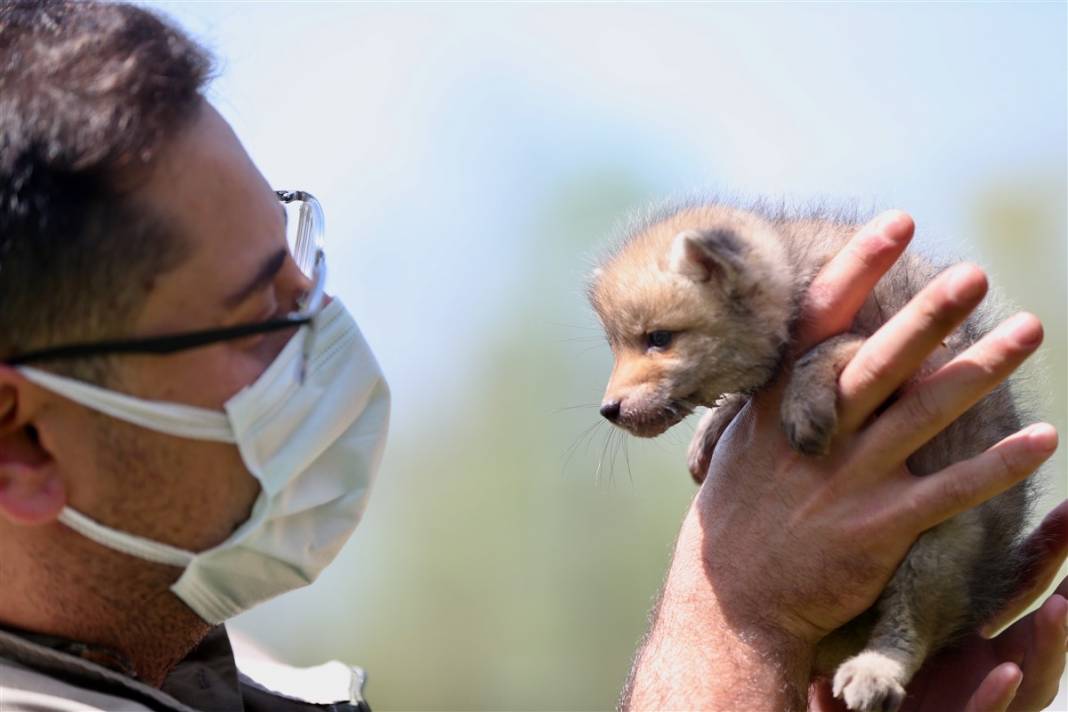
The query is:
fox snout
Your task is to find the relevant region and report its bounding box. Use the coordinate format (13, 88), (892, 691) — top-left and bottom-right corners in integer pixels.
(598, 388), (691, 438)
(599, 400), (622, 422)
(600, 357), (693, 437)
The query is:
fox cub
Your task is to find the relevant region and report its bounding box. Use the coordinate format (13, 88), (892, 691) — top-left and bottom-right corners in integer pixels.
(588, 202), (1032, 712)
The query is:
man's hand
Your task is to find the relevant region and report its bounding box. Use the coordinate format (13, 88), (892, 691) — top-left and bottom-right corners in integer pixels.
(812, 500), (1068, 712)
(622, 211), (1060, 712)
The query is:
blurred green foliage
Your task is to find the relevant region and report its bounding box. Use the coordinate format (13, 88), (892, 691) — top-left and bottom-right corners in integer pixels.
(971, 172), (1067, 638)
(316, 175), (701, 710)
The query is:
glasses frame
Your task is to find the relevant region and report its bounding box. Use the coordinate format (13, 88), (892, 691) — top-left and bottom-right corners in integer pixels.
(7, 190), (327, 373)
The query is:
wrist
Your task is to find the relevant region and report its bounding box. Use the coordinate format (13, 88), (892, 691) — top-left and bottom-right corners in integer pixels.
(623, 503), (815, 711)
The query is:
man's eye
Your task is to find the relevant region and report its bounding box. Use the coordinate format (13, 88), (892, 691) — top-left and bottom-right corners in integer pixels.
(646, 330), (673, 350)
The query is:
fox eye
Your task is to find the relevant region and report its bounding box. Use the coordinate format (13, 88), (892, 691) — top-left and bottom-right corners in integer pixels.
(646, 330), (674, 350)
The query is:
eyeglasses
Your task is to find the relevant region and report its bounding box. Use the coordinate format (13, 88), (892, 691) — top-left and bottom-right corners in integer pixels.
(8, 190), (328, 383)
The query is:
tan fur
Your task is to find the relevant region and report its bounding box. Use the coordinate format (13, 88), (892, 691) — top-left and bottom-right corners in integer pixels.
(589, 202), (1033, 712)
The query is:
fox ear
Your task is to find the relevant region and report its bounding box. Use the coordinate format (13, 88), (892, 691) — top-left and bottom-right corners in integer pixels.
(669, 228), (743, 284)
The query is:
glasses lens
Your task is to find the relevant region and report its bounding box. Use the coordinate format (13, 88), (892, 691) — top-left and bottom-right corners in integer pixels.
(279, 191), (325, 278)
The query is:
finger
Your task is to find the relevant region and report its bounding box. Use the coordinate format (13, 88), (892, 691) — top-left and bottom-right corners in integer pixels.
(857, 312), (1044, 468)
(904, 423), (1058, 532)
(982, 501), (1068, 637)
(963, 662), (1022, 712)
(795, 210), (914, 352)
(809, 678), (847, 712)
(837, 263), (987, 434)
(1007, 594), (1068, 711)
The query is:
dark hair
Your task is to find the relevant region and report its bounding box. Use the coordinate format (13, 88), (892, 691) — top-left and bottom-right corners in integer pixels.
(0, 0), (213, 379)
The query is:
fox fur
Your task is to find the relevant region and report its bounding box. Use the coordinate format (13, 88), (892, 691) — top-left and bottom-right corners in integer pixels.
(588, 201), (1033, 712)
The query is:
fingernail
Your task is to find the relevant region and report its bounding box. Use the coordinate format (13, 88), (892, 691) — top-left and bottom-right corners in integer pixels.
(1007, 312), (1043, 348)
(1026, 423), (1058, 452)
(873, 210), (911, 238)
(875, 212), (897, 230)
(946, 264), (985, 303)
(1006, 668), (1023, 699)
(879, 209), (907, 227)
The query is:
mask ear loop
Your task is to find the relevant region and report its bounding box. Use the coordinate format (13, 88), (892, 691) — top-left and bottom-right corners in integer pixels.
(18, 367), (235, 442)
(58, 509), (196, 567)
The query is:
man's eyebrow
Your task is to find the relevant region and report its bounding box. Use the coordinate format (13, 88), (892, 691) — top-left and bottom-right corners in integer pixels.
(223, 247), (288, 308)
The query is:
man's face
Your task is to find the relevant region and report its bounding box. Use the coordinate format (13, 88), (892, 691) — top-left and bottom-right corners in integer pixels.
(35, 102), (312, 554)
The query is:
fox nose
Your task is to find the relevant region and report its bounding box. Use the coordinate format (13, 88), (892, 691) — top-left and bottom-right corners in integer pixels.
(600, 400), (621, 422)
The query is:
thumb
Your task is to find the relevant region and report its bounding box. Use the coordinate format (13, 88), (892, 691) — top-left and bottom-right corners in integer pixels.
(962, 662), (1022, 712)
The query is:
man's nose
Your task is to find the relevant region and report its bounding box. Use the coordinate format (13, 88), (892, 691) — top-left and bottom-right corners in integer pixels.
(600, 400), (621, 422)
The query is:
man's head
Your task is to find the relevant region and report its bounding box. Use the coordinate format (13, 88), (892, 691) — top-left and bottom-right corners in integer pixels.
(0, 1), (317, 673)
(0, 0), (212, 379)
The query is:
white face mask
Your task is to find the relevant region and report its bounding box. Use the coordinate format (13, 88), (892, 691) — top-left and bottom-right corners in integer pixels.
(19, 299), (390, 624)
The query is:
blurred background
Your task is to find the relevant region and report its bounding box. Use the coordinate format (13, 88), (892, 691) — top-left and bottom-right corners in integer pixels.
(150, 3), (1066, 710)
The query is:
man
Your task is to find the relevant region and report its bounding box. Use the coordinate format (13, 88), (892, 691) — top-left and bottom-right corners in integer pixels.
(0, 2), (1063, 711)
(0, 2), (388, 709)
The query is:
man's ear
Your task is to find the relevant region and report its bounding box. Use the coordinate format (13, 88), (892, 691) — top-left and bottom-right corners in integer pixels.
(0, 366), (65, 525)
(668, 228), (745, 285)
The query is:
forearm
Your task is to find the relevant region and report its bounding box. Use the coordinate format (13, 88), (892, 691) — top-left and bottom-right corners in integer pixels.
(622, 505), (814, 712)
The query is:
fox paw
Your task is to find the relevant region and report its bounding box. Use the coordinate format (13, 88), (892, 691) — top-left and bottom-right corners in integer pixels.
(686, 413), (717, 483)
(686, 438), (713, 484)
(782, 333), (861, 456)
(781, 389), (837, 456)
(833, 653), (907, 712)
(687, 396), (746, 483)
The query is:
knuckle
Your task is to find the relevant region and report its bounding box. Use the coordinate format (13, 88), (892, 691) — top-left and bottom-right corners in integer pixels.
(936, 474), (973, 511)
(847, 357), (887, 395)
(977, 329), (1028, 378)
(991, 444), (1019, 481)
(919, 300), (964, 342)
(973, 359), (1001, 386)
(901, 491), (928, 527)
(969, 345), (1005, 380)
(799, 287), (834, 327)
(846, 238), (884, 271)
(915, 293), (947, 328)
(898, 486), (935, 531)
(904, 385), (943, 425)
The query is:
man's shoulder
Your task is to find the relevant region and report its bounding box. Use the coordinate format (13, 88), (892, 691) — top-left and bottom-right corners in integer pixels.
(0, 625), (370, 712)
(0, 627), (200, 712)
(0, 657), (159, 712)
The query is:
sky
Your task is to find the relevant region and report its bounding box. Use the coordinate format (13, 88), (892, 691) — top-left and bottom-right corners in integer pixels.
(154, 1), (1065, 409)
